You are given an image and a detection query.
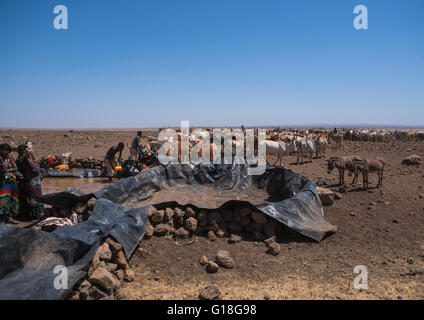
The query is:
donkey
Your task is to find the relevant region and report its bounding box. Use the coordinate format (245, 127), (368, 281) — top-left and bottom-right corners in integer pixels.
(352, 158), (386, 189)
(327, 155), (362, 186)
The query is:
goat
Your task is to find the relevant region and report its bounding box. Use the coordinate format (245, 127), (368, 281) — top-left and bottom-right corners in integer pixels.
(327, 155), (362, 186)
(352, 158), (386, 189)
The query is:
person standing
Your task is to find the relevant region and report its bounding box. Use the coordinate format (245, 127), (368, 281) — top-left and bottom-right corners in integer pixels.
(0, 144), (19, 223)
(104, 142), (125, 182)
(15, 144), (44, 220)
(130, 131), (142, 164)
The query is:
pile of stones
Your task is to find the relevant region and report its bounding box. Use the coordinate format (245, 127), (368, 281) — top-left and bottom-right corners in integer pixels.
(39, 156), (104, 170)
(145, 205), (283, 243)
(66, 237), (135, 300)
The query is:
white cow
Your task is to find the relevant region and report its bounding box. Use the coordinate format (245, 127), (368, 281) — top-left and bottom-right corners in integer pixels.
(295, 137), (315, 164)
(260, 140), (297, 167)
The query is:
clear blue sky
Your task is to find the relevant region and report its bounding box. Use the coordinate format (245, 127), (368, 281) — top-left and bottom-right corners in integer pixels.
(0, 0), (423, 128)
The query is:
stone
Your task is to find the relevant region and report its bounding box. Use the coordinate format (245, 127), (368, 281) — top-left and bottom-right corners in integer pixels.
(194, 226), (206, 236)
(174, 207), (185, 218)
(251, 211), (267, 224)
(197, 212), (208, 227)
(207, 231), (217, 241)
(216, 250), (235, 269)
(240, 216), (251, 226)
(106, 263), (118, 272)
(206, 261), (219, 273)
(239, 207), (252, 217)
(145, 223), (154, 238)
(333, 192), (343, 200)
(176, 227), (190, 238)
(68, 291), (80, 300)
(79, 286), (90, 300)
(208, 211), (223, 225)
(253, 231), (265, 241)
(264, 219), (276, 239)
(216, 229), (226, 238)
(186, 217), (198, 232)
(88, 267), (121, 294)
(185, 207), (197, 218)
(79, 280), (91, 290)
(199, 255), (208, 266)
(245, 221), (264, 233)
(206, 224), (219, 232)
(402, 155), (422, 165)
(228, 234), (242, 244)
(154, 223), (175, 236)
(199, 285), (220, 300)
(124, 269), (136, 282)
(105, 238), (123, 254)
(317, 187), (334, 206)
(89, 285), (109, 299)
(97, 243), (112, 261)
(232, 210), (241, 222)
(267, 242), (281, 256)
(228, 222), (242, 234)
(151, 210), (165, 224)
(264, 236), (276, 246)
(114, 250), (129, 270)
(222, 208), (233, 222)
(113, 269), (125, 281)
(164, 208), (174, 222)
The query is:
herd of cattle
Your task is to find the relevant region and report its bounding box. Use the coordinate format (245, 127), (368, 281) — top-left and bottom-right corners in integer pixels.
(143, 127), (421, 189)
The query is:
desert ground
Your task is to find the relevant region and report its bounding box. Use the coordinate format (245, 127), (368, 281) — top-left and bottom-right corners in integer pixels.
(1, 129), (423, 300)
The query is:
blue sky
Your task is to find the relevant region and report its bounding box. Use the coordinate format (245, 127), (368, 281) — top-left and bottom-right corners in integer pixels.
(0, 0), (423, 128)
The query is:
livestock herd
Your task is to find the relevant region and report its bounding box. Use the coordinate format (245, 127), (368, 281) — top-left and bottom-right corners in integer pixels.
(143, 127), (422, 190)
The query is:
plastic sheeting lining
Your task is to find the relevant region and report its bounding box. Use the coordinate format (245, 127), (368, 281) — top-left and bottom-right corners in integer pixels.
(0, 161), (336, 300)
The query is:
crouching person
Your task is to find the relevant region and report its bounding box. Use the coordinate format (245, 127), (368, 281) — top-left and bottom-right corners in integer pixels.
(104, 142), (124, 182)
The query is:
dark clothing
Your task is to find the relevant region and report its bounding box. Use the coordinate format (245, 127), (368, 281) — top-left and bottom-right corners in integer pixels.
(104, 158), (115, 178)
(105, 146), (120, 161)
(16, 154), (43, 219)
(131, 136), (141, 149)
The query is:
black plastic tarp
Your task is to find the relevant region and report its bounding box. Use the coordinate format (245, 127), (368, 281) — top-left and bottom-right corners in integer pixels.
(0, 161), (336, 300)
(0, 199), (148, 300)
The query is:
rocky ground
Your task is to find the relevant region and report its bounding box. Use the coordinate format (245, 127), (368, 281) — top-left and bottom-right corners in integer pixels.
(2, 130), (424, 300)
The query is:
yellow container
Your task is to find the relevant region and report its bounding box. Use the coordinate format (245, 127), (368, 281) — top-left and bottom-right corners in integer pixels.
(114, 166), (122, 172)
(55, 164), (69, 170)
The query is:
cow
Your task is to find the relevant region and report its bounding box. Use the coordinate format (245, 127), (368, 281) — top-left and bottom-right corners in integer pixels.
(260, 140), (297, 167)
(295, 137), (315, 165)
(314, 135), (328, 159)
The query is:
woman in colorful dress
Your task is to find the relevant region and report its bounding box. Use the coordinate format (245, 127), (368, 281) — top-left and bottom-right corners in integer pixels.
(0, 143), (19, 223)
(16, 144), (44, 220)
